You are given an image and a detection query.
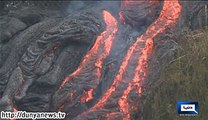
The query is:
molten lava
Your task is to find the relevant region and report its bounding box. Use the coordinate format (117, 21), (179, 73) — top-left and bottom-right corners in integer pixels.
(87, 0), (181, 120)
(12, 108), (18, 120)
(58, 10), (118, 107)
(58, 0), (181, 119)
(119, 11), (126, 24)
(13, 108), (18, 112)
(119, 1), (182, 119)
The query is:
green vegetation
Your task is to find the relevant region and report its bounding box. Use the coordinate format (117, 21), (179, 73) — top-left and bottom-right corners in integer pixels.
(141, 29), (208, 120)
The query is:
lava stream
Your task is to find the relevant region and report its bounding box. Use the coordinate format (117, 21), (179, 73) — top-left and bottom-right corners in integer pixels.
(118, 0), (182, 120)
(87, 0), (181, 119)
(12, 108), (18, 120)
(58, 10), (118, 107)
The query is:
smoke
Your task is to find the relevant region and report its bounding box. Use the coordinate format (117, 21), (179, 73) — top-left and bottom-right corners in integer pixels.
(65, 1), (121, 18)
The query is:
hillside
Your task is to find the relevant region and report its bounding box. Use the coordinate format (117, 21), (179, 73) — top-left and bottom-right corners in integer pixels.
(141, 29), (208, 120)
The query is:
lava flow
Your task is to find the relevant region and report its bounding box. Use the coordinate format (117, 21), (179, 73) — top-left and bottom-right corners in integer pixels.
(119, 0), (182, 120)
(12, 107), (18, 120)
(58, 10), (118, 107)
(57, 0), (182, 119)
(85, 0), (182, 119)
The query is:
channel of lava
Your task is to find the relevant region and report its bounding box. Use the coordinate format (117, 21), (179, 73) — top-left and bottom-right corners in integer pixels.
(75, 0), (182, 120)
(119, 1), (182, 119)
(12, 108), (18, 120)
(57, 10), (118, 109)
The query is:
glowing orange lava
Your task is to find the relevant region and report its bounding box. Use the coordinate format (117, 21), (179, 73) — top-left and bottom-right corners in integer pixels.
(84, 0), (182, 120)
(119, 11), (126, 24)
(118, 1), (182, 119)
(59, 10), (118, 105)
(12, 108), (18, 120)
(58, 0), (182, 119)
(13, 108), (18, 112)
(81, 88), (94, 103)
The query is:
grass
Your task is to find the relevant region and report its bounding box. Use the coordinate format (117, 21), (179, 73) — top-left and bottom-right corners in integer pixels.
(141, 29), (208, 120)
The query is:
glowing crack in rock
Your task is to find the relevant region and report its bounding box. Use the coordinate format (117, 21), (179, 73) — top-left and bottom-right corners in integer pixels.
(119, 0), (182, 120)
(12, 108), (18, 120)
(76, 0), (182, 120)
(58, 10), (118, 109)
